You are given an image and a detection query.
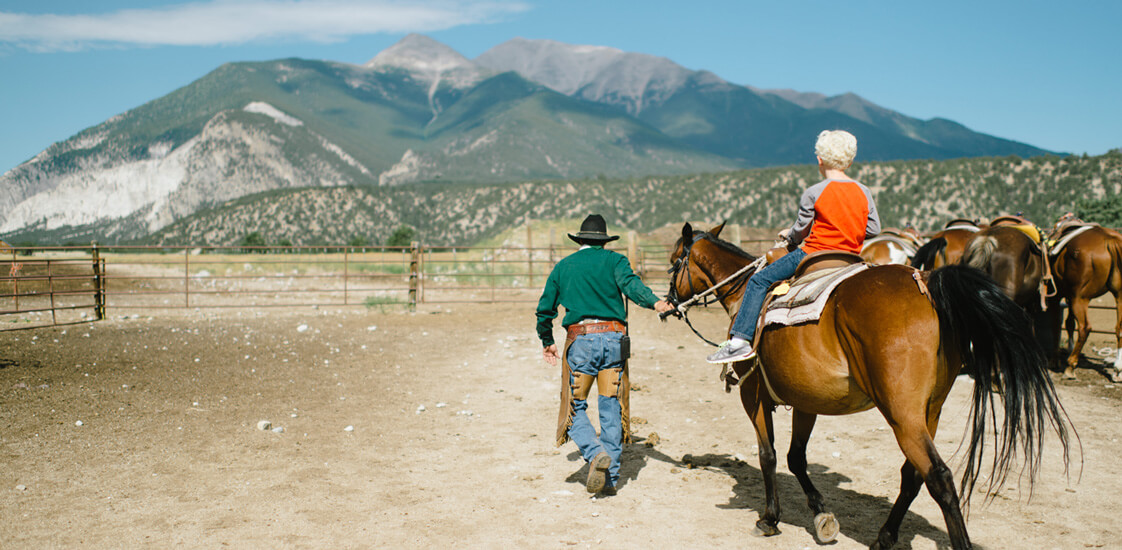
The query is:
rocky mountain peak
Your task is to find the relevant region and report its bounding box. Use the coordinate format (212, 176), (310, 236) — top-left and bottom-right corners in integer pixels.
(364, 33), (478, 77)
(475, 37), (692, 113)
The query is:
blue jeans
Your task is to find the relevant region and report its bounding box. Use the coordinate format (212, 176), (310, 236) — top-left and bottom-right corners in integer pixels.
(566, 331), (624, 486)
(729, 248), (807, 341)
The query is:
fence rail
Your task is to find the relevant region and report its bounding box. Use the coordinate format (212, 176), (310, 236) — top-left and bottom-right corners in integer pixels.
(0, 238), (695, 330)
(2, 236), (1119, 338)
(1, 251), (105, 331)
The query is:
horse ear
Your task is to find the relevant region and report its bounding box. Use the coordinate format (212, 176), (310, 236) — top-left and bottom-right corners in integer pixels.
(710, 221), (727, 237)
(682, 223), (693, 244)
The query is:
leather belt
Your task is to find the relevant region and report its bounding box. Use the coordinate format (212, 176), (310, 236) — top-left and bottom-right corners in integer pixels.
(566, 320), (626, 340)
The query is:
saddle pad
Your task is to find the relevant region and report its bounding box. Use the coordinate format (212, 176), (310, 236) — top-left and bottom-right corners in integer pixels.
(763, 263), (869, 328)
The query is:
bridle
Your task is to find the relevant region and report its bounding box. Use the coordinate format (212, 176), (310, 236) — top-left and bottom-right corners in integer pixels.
(665, 231), (764, 346)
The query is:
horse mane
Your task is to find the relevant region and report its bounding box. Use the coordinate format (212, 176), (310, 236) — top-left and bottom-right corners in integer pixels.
(693, 231), (756, 261)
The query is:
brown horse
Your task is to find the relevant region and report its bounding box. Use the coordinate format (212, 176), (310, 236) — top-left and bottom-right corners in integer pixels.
(910, 218), (983, 270)
(1047, 217), (1122, 381)
(961, 222), (1048, 309)
(667, 223), (1071, 550)
(960, 220), (1059, 371)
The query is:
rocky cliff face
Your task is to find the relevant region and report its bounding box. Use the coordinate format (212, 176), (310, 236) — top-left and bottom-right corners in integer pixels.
(0, 102), (367, 235)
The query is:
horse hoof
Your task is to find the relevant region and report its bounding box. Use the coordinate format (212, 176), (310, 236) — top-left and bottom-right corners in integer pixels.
(751, 521), (781, 537)
(814, 512), (839, 543)
(1062, 369), (1077, 380)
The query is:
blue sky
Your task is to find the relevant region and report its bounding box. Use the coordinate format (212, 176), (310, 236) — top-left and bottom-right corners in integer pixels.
(1, 1), (1119, 174)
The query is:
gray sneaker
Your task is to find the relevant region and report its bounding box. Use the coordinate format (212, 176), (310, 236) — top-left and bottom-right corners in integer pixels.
(707, 340), (756, 363)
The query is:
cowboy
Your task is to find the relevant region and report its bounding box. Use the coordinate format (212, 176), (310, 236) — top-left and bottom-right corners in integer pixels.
(536, 214), (674, 496)
(707, 129), (880, 363)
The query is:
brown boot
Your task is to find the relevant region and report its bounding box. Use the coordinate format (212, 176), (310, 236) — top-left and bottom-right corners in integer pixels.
(586, 452), (611, 493)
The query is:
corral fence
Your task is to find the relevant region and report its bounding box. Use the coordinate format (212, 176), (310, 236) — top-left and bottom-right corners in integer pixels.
(0, 228), (715, 332)
(2, 227), (1119, 335)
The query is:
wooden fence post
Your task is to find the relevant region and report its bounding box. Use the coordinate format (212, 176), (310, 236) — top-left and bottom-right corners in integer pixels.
(527, 223), (533, 288)
(549, 228), (556, 272)
(627, 231), (640, 280)
(11, 245), (19, 312)
(184, 247), (190, 309)
(91, 242), (105, 321)
(408, 241), (420, 311)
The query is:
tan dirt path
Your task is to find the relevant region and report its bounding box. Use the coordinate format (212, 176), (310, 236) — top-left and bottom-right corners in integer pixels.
(0, 303), (1118, 549)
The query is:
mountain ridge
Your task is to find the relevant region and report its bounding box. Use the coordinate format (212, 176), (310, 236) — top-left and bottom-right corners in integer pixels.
(0, 34), (1058, 242)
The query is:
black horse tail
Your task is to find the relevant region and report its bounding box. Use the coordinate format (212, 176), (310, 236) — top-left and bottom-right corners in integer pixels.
(962, 234), (998, 270)
(927, 264), (1075, 504)
(910, 236), (946, 270)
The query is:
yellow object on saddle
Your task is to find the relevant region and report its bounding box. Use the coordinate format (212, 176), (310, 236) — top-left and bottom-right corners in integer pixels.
(1010, 224), (1042, 244)
(771, 282), (791, 296)
(990, 216), (1042, 244)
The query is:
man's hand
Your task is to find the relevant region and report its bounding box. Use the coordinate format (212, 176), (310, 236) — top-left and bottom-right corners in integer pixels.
(777, 228), (791, 239)
(543, 344), (560, 366)
(655, 299), (680, 321)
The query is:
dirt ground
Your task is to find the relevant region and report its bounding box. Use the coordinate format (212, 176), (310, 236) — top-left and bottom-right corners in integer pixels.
(1, 299), (1120, 549)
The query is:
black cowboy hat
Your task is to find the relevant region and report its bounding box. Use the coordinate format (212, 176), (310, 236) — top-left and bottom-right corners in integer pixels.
(568, 214), (620, 244)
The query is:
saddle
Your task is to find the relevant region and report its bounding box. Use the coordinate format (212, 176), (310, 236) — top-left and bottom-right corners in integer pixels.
(990, 215), (1042, 244)
(762, 253), (868, 330)
(943, 218), (980, 230)
(1048, 222), (1097, 256)
(880, 227), (924, 246)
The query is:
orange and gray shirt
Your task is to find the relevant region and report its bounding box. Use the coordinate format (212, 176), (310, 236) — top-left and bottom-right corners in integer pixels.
(788, 178), (880, 254)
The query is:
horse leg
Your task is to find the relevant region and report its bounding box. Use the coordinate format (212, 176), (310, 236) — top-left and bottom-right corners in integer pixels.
(880, 421), (971, 550)
(872, 408), (939, 549)
(788, 410), (838, 543)
(1064, 295), (1091, 379)
(741, 376), (781, 537)
(871, 461), (924, 550)
(1064, 304), (1076, 357)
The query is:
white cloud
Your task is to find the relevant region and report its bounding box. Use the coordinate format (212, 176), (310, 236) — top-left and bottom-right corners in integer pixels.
(0, 0), (529, 52)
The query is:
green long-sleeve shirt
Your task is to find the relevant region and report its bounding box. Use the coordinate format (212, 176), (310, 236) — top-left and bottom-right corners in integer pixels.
(535, 246), (660, 347)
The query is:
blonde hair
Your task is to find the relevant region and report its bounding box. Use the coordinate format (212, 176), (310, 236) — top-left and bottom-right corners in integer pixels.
(815, 130), (857, 170)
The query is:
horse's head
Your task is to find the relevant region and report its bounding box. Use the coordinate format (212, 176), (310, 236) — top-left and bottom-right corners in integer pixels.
(667, 222), (714, 307)
(667, 221), (755, 314)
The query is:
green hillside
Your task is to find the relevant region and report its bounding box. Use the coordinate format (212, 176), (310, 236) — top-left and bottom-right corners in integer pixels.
(147, 152), (1122, 246)
(10, 150), (1117, 249)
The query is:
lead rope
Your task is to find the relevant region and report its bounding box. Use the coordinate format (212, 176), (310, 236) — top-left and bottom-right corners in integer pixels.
(674, 255), (765, 347)
(1039, 233), (1056, 311)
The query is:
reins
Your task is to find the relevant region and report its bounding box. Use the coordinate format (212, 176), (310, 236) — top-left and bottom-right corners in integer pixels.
(664, 232), (768, 347)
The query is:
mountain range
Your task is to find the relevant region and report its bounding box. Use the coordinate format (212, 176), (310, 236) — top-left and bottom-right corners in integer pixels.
(0, 34), (1056, 243)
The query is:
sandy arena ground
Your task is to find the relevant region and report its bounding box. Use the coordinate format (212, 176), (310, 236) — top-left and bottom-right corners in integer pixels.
(1, 299), (1120, 549)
